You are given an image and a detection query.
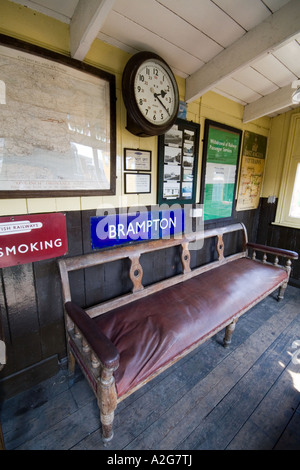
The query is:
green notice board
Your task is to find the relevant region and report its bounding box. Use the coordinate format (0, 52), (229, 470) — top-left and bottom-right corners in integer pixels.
(201, 120), (242, 221)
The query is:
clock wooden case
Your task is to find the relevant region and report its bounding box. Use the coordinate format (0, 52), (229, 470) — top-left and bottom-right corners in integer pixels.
(122, 51), (179, 137)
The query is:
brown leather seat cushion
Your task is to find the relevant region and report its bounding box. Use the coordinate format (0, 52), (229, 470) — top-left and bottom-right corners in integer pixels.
(94, 258), (287, 398)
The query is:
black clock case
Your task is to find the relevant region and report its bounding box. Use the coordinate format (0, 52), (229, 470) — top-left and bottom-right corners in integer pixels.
(122, 51), (179, 137)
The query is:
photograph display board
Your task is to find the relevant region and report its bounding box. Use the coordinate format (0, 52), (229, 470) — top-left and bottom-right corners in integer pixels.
(158, 118), (200, 204)
(0, 35), (116, 198)
(200, 120), (242, 222)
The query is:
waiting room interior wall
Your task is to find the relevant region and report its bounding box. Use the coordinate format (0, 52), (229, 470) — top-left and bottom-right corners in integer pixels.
(0, 0), (271, 218)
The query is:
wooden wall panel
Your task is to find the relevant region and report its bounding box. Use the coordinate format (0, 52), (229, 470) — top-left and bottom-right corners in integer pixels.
(34, 260), (65, 360)
(257, 198), (300, 286)
(1, 264), (41, 375)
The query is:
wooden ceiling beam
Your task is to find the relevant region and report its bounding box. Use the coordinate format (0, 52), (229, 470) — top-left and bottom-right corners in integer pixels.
(243, 85), (294, 122)
(185, 0), (300, 103)
(70, 0), (115, 60)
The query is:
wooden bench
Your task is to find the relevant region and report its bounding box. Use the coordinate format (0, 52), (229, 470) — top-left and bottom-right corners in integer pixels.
(58, 222), (298, 443)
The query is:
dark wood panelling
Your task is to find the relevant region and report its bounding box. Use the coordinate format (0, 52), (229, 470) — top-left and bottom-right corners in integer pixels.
(140, 245), (182, 288)
(0, 356), (58, 401)
(257, 198), (300, 286)
(66, 211), (84, 256)
(1, 264), (41, 376)
(256, 198), (277, 245)
(81, 209), (95, 255)
(234, 203), (261, 244)
(34, 260), (65, 360)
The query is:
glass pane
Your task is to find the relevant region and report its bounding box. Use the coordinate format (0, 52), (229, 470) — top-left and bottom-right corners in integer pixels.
(289, 163), (300, 218)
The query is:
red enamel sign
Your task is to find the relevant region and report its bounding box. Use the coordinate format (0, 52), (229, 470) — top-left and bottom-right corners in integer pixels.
(0, 213), (68, 268)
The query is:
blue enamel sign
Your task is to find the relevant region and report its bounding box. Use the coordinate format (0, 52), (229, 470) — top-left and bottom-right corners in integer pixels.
(91, 209), (185, 250)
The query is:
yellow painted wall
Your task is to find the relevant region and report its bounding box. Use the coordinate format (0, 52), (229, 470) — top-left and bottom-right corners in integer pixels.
(262, 107), (300, 198)
(0, 0), (272, 216)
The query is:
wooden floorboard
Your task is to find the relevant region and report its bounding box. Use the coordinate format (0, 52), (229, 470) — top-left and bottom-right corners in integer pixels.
(1, 286), (299, 451)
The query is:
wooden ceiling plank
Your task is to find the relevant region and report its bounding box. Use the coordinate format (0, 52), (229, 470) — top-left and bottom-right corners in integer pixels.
(214, 77), (262, 103)
(156, 0), (245, 48)
(70, 0), (116, 60)
(263, 0), (290, 13)
(112, 0), (223, 62)
(252, 53), (297, 87)
(273, 40), (300, 77)
(213, 0), (270, 31)
(232, 67), (278, 95)
(212, 88), (247, 106)
(185, 0), (300, 102)
(100, 11), (204, 76)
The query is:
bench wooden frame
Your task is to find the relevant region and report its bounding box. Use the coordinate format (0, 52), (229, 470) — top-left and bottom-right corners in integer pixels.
(58, 223), (298, 443)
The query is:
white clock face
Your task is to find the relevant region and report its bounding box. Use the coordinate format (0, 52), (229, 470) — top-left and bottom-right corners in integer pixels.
(134, 60), (177, 125)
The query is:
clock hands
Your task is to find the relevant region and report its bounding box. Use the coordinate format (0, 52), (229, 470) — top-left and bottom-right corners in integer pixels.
(151, 88), (170, 115)
(156, 90), (167, 98)
(154, 94), (170, 116)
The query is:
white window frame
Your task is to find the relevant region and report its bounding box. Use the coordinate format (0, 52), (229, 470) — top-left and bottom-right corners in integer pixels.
(275, 113), (300, 229)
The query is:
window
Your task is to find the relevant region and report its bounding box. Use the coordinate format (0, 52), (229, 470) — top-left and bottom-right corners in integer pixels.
(275, 113), (300, 229)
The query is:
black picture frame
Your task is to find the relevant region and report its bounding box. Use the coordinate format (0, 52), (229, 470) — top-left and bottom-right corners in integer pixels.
(200, 119), (242, 224)
(124, 173), (151, 194)
(0, 34), (116, 198)
(124, 148), (152, 171)
(157, 118), (200, 205)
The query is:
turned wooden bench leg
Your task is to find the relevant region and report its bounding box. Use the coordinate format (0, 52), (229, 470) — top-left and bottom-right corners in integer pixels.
(100, 410), (115, 443)
(278, 259), (292, 301)
(278, 281), (288, 301)
(66, 345), (76, 386)
(68, 348), (76, 375)
(223, 319), (237, 347)
(98, 367), (118, 444)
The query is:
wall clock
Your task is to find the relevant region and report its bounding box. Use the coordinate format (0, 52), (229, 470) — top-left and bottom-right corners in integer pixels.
(122, 51), (179, 137)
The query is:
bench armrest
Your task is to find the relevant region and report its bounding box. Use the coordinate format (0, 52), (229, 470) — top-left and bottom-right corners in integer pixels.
(65, 301), (120, 370)
(247, 242), (298, 260)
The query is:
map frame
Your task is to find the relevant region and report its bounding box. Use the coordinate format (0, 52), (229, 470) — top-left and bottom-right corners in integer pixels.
(0, 34), (116, 198)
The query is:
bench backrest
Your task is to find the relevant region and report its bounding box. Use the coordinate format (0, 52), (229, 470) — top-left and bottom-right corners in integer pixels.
(58, 223), (248, 319)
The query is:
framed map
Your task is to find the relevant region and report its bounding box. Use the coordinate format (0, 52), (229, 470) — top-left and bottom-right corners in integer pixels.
(0, 35), (116, 197)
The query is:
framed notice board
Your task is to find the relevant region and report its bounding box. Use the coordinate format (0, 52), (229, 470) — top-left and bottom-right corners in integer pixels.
(157, 118), (200, 204)
(200, 120), (242, 222)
